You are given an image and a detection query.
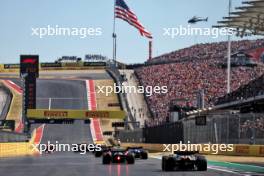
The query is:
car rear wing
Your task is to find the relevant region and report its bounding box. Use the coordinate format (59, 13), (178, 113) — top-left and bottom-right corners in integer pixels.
(173, 151), (199, 155)
(127, 147), (143, 150)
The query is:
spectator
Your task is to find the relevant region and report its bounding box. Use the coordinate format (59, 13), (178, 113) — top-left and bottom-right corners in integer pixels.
(135, 39), (264, 126)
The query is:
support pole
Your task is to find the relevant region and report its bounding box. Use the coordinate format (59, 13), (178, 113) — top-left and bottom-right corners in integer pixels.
(113, 0), (117, 68)
(149, 40), (152, 61)
(227, 0), (232, 93)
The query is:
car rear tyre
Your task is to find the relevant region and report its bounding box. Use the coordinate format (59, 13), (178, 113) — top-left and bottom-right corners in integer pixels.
(141, 152), (148, 159)
(196, 157), (207, 171)
(162, 157), (174, 171)
(95, 151), (102, 157)
(127, 155), (135, 164)
(162, 156), (166, 171)
(102, 155), (111, 164)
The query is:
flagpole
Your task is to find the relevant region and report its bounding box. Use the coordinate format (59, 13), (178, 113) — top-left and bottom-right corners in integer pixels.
(113, 0), (117, 67)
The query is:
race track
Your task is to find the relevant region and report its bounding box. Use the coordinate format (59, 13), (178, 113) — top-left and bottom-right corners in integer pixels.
(0, 153), (242, 176)
(0, 73), (263, 176)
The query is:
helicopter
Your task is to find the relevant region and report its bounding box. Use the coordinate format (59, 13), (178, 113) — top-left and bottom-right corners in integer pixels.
(188, 16), (208, 24)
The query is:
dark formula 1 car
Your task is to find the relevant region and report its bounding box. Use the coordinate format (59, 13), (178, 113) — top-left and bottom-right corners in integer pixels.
(102, 148), (135, 164)
(126, 147), (148, 159)
(162, 151), (207, 171)
(94, 145), (112, 157)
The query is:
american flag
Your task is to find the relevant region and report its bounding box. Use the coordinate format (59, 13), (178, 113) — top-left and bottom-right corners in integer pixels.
(115, 0), (153, 39)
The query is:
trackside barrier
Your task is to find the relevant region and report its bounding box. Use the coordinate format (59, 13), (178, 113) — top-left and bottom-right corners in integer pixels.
(27, 109), (126, 120)
(121, 143), (264, 157)
(0, 131), (28, 142)
(0, 62), (107, 72)
(106, 68), (138, 130)
(1, 80), (23, 131)
(0, 83), (12, 120)
(40, 66), (106, 71)
(1, 67), (106, 72)
(0, 126), (44, 158)
(0, 142), (39, 158)
(0, 69), (19, 73)
(119, 122), (184, 143)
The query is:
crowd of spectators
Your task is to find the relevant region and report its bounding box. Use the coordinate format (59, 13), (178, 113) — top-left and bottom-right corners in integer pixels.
(217, 73), (264, 104)
(240, 117), (264, 139)
(136, 39), (264, 126)
(150, 39), (264, 64)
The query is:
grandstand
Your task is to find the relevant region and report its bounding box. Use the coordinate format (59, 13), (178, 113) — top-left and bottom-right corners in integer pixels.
(134, 39), (264, 126)
(149, 39), (264, 64)
(55, 56), (82, 63)
(85, 54), (109, 62)
(217, 73), (264, 105)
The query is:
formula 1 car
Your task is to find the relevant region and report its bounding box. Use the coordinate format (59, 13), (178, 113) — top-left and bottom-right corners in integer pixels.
(162, 151), (207, 171)
(94, 145), (112, 157)
(126, 147), (148, 159)
(102, 148), (135, 164)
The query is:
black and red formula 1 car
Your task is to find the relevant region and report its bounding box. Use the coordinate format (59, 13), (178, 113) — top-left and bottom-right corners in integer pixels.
(162, 151), (207, 171)
(102, 148), (135, 164)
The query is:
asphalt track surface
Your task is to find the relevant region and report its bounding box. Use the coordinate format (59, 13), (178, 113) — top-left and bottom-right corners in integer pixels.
(35, 79), (92, 144)
(4, 78), (93, 144)
(0, 74), (263, 176)
(0, 153), (243, 176)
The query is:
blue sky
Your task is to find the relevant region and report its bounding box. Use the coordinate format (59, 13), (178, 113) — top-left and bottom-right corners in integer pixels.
(0, 0), (261, 64)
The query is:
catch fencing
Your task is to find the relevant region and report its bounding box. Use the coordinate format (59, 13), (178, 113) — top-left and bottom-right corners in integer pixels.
(184, 112), (264, 145)
(119, 112), (264, 145)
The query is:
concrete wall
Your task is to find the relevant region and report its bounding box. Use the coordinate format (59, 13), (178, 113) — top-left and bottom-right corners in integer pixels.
(0, 84), (12, 120)
(0, 131), (28, 142)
